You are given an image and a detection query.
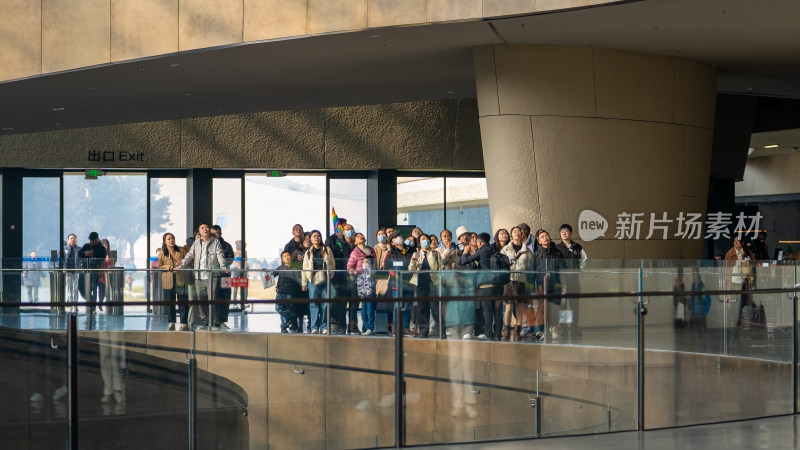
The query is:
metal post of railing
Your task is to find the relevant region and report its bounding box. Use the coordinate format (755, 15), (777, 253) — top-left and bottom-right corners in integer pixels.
(636, 265), (645, 431)
(531, 370), (541, 438)
(326, 265), (331, 334)
(606, 385), (612, 432)
(394, 271), (405, 448)
(189, 353), (197, 450)
(67, 312), (78, 450)
(794, 265), (798, 414)
(208, 273), (214, 329)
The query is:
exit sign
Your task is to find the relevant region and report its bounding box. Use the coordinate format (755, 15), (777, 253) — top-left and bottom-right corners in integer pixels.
(266, 170), (286, 177)
(85, 169), (104, 179)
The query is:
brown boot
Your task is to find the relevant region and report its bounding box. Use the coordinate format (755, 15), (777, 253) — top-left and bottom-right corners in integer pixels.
(513, 326), (522, 342)
(501, 325), (510, 341)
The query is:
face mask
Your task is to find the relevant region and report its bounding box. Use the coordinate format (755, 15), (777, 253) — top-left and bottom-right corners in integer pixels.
(404, 239), (412, 247)
(395, 237), (404, 245)
(420, 240), (430, 248)
(458, 243), (465, 251)
(377, 235), (386, 243)
(344, 230), (354, 239)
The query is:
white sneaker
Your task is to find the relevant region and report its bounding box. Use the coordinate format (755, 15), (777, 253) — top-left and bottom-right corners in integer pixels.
(462, 333), (473, 340)
(30, 393), (44, 402)
(355, 400), (370, 411)
(219, 323), (230, 330)
(362, 329), (374, 336)
(52, 385), (68, 402)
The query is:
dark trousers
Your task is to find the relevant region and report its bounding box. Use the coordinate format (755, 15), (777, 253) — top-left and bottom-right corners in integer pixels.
(415, 282), (435, 335)
(215, 276), (232, 325)
(163, 286), (189, 324)
(477, 286), (501, 338)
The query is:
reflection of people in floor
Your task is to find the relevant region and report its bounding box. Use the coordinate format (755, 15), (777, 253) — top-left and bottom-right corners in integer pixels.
(448, 329), (478, 419)
(688, 268), (711, 351)
(22, 251), (42, 303)
(99, 315), (126, 414)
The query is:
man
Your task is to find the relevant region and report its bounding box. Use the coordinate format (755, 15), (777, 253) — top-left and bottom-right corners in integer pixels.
(210, 224), (235, 330)
(750, 231), (769, 260)
(555, 224), (587, 339)
(284, 224), (305, 260)
(80, 232), (107, 314)
(177, 223), (228, 330)
(22, 251), (42, 303)
(329, 223), (357, 334)
(63, 234), (81, 312)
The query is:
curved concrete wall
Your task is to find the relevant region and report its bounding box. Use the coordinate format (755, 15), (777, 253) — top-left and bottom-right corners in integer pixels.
(0, 0), (623, 82)
(473, 44), (717, 258)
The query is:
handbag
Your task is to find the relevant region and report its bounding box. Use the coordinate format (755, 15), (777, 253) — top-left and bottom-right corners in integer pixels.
(675, 302), (685, 321)
(261, 272), (276, 289)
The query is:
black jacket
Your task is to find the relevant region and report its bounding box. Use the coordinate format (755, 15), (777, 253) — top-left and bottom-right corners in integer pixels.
(79, 242), (106, 269)
(458, 244), (494, 286)
(329, 235), (355, 284)
(556, 241), (583, 269)
(218, 237), (234, 277)
(274, 265), (303, 297)
(532, 246), (564, 290)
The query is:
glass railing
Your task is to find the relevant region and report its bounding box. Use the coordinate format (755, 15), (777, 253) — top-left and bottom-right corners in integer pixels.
(1, 260), (798, 449)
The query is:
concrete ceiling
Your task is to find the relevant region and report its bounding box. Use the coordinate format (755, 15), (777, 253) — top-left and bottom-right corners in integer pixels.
(1, 0), (799, 136)
(749, 128), (800, 158)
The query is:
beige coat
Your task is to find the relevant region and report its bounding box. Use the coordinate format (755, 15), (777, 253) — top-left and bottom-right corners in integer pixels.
(158, 246), (189, 289)
(302, 246), (335, 287)
(501, 242), (532, 283)
(408, 248), (441, 286)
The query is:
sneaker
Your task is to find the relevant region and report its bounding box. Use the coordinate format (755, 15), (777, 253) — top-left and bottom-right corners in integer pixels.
(101, 394), (114, 404)
(210, 326), (221, 331)
(30, 393), (44, 403)
(167, 323), (176, 331)
(550, 327), (559, 340)
(195, 325), (208, 331)
(322, 329), (328, 335)
(311, 329), (319, 334)
(179, 324), (189, 331)
(362, 329), (374, 336)
(402, 328), (414, 337)
(52, 385), (68, 402)
(462, 333), (473, 340)
(477, 333), (487, 340)
(219, 323), (230, 330)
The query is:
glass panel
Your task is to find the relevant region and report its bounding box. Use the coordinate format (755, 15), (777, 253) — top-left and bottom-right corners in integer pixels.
(329, 178), (367, 236)
(397, 177), (444, 234)
(212, 177), (242, 248)
(149, 177), (188, 258)
(445, 177), (490, 236)
(23, 177), (60, 305)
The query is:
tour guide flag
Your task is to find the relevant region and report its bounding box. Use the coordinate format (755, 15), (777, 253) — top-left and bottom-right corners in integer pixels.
(332, 208), (343, 234)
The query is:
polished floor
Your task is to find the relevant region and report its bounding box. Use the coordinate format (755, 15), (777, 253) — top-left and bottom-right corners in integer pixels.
(413, 415), (800, 450)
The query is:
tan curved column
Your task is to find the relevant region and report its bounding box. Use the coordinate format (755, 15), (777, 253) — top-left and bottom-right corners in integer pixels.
(474, 44), (717, 258)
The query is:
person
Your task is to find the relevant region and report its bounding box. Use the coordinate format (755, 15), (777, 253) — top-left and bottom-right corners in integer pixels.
(531, 229), (565, 341)
(408, 233), (442, 338)
(519, 223), (536, 254)
(673, 268), (688, 329)
(98, 239), (115, 312)
(346, 232), (374, 335)
(273, 251), (302, 333)
(302, 230), (335, 334)
(158, 232), (189, 331)
(176, 223), (228, 330)
(555, 224), (587, 339)
(459, 232), (499, 340)
(80, 231), (107, 315)
(149, 247), (162, 313)
(22, 251), (42, 303)
(385, 231), (415, 335)
(373, 228), (392, 333)
(688, 267), (711, 349)
(436, 228), (459, 338)
(291, 232), (312, 332)
(63, 234), (81, 312)
(750, 231), (769, 260)
(210, 224), (235, 330)
(183, 229), (205, 328)
(232, 240), (249, 308)
(337, 223), (359, 334)
(284, 224), (305, 260)
(724, 236), (755, 293)
(501, 226), (532, 342)
(354, 256), (377, 335)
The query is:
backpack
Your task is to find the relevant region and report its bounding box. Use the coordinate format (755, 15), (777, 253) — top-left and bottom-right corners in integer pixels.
(489, 251), (512, 286)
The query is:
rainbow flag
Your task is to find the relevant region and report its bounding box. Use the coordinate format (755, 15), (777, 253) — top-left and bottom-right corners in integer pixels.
(332, 208), (343, 233)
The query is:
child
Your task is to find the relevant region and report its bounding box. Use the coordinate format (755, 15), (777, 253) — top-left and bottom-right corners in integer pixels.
(356, 256), (377, 335)
(274, 251), (302, 333)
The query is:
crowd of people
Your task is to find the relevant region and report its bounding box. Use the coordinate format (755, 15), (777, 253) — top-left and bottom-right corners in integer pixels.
(268, 218), (588, 342)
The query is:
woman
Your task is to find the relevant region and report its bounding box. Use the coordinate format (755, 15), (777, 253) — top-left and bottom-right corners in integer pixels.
(386, 232), (415, 335)
(347, 232), (374, 335)
(158, 232), (189, 331)
(493, 229), (510, 253)
(408, 233), (442, 338)
(291, 231), (312, 332)
(429, 235), (440, 250)
(531, 229), (564, 341)
(501, 226), (532, 341)
(232, 240), (249, 309)
(372, 228), (392, 332)
(688, 267), (710, 348)
(301, 230), (335, 334)
(673, 268), (688, 329)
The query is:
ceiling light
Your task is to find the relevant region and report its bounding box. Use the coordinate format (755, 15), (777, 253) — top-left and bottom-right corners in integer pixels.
(370, 35), (380, 38)
(445, 91), (455, 94)
(2, 127), (13, 131)
(169, 63), (180, 67)
(52, 107), (64, 111)
(764, 144), (779, 149)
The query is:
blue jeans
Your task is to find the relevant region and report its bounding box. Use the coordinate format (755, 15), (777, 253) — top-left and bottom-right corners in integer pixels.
(308, 283), (328, 332)
(361, 298), (376, 332)
(275, 293), (297, 329)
